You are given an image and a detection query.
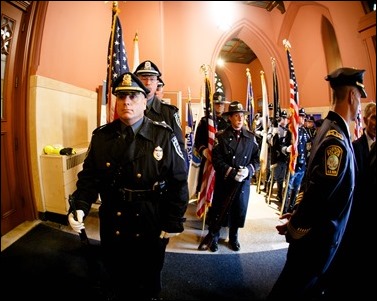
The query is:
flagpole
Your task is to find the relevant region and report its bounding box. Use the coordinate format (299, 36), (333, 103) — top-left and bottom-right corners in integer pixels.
(132, 32), (140, 72)
(106, 2), (119, 123)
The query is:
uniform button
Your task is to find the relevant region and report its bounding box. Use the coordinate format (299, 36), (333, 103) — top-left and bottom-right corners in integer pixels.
(115, 231), (120, 236)
(137, 173), (142, 178)
(106, 162), (111, 167)
(135, 233), (140, 237)
(116, 212), (122, 216)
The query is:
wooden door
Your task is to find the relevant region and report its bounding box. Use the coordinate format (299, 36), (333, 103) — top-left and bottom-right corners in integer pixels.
(1, 1), (39, 235)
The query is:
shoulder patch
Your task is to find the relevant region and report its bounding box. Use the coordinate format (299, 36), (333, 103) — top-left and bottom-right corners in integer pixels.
(173, 112), (182, 129)
(171, 136), (185, 161)
(326, 129), (343, 140)
(325, 145), (342, 176)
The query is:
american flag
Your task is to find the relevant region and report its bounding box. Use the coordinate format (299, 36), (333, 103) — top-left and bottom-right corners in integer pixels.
(283, 39), (299, 173)
(106, 4), (130, 123)
(197, 67), (216, 218)
(246, 68), (254, 130)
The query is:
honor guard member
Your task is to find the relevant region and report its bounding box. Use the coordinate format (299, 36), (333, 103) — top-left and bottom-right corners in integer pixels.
(135, 60), (188, 171)
(193, 92), (230, 197)
(68, 72), (189, 300)
(268, 109), (289, 202)
(268, 67), (366, 300)
(156, 77), (165, 100)
(282, 107), (311, 213)
(199, 101), (260, 252)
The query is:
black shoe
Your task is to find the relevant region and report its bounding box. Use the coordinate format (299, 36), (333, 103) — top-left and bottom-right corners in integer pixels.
(209, 241), (218, 252)
(229, 241), (240, 251)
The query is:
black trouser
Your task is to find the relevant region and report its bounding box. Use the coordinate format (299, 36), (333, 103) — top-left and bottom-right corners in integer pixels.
(101, 236), (168, 300)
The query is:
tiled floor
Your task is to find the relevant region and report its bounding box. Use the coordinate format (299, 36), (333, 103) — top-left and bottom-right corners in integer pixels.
(1, 183), (288, 254)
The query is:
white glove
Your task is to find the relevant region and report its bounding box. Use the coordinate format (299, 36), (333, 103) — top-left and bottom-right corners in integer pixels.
(272, 127), (279, 135)
(68, 210), (85, 233)
(286, 145), (292, 153)
(235, 167), (249, 182)
(160, 231), (180, 239)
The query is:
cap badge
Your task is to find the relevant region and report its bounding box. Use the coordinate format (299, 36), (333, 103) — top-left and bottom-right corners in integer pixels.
(144, 61), (152, 71)
(121, 74), (132, 87)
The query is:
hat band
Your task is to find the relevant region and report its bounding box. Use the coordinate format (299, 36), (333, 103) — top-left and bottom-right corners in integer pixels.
(115, 86), (146, 95)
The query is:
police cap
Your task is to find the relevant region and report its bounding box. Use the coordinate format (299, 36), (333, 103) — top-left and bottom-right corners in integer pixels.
(135, 60), (162, 77)
(306, 114), (315, 122)
(213, 92), (229, 104)
(325, 67), (367, 98)
(280, 110), (288, 118)
(157, 77), (165, 87)
(299, 108), (306, 116)
(222, 101), (250, 116)
(112, 72), (150, 96)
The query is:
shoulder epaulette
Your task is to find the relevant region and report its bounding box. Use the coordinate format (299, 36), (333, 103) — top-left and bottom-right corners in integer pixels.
(325, 129), (343, 140)
(92, 123), (108, 134)
(161, 101), (179, 111)
(153, 120), (174, 132)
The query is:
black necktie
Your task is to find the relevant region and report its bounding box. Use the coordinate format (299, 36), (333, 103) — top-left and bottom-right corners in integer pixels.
(125, 126), (134, 143)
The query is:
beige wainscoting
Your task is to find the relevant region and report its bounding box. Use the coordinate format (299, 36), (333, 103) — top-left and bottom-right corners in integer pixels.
(29, 75), (97, 214)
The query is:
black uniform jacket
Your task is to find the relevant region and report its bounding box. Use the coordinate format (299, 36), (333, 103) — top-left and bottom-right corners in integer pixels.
(72, 117), (188, 244)
(286, 111), (356, 275)
(211, 126), (260, 227)
(146, 96), (185, 152)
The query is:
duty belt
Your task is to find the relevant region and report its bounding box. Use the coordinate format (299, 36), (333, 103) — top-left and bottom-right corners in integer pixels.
(119, 188), (154, 202)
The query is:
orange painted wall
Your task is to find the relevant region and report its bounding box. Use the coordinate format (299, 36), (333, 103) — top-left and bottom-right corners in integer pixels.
(37, 1), (375, 111)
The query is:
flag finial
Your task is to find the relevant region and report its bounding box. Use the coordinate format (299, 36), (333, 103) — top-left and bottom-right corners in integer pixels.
(283, 39), (291, 51)
(200, 64), (211, 77)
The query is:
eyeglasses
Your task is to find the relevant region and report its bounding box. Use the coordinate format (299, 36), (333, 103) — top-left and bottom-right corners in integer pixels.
(116, 92), (143, 103)
(139, 75), (158, 82)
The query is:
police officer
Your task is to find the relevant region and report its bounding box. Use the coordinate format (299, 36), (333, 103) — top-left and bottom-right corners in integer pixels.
(155, 77), (165, 100)
(135, 60), (188, 171)
(199, 101), (260, 252)
(268, 67), (366, 300)
(193, 92), (229, 196)
(68, 72), (189, 300)
(282, 107), (311, 213)
(268, 109), (289, 202)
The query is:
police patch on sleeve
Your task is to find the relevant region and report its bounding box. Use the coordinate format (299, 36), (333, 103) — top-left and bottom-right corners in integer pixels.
(325, 145), (342, 176)
(174, 112), (182, 129)
(153, 146), (163, 161)
(172, 136), (185, 161)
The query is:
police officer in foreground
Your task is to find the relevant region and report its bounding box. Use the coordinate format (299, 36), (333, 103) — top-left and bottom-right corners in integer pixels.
(268, 67), (366, 300)
(68, 72), (189, 300)
(135, 60), (188, 171)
